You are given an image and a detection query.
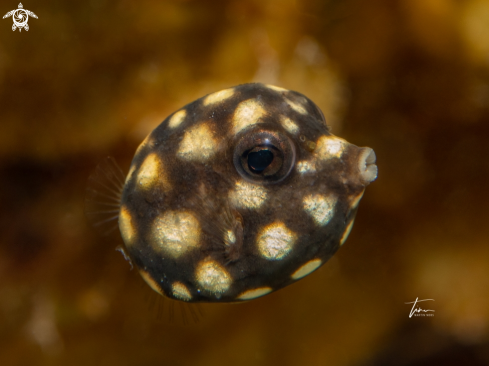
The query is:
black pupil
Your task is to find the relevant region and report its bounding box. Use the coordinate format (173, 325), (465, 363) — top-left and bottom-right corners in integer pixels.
(248, 149), (273, 173)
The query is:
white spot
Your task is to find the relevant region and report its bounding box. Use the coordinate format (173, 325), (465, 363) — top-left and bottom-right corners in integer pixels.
(229, 181), (267, 209)
(233, 99), (267, 134)
(139, 270), (163, 295)
(257, 222), (297, 260)
(195, 259), (232, 295)
(296, 160), (316, 174)
(177, 123), (218, 162)
(237, 287), (272, 300)
(125, 164), (136, 184)
(349, 191), (365, 209)
(172, 282), (192, 301)
(168, 109), (187, 129)
(266, 84), (287, 93)
(285, 97), (308, 115)
(340, 219), (355, 246)
(119, 206), (136, 247)
(291, 259), (322, 280)
(137, 153), (170, 191)
(280, 116), (299, 135)
(303, 194), (336, 226)
(225, 230), (236, 245)
(314, 135), (347, 159)
(151, 211), (200, 258)
(202, 88), (235, 106)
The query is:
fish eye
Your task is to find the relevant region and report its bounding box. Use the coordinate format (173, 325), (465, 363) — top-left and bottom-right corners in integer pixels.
(233, 127), (296, 184)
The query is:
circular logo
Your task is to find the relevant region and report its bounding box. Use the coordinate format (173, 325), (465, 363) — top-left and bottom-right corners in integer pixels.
(12, 9), (28, 28)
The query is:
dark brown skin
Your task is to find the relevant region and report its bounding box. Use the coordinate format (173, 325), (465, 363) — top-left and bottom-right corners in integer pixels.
(118, 83), (377, 303)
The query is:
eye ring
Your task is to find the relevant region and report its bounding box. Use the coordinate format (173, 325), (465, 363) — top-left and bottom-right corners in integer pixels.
(233, 126), (296, 184)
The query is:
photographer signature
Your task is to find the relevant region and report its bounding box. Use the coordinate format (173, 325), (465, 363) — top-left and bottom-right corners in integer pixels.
(405, 298), (435, 318)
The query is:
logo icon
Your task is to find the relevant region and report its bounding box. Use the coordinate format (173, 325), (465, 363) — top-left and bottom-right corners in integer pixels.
(405, 297), (435, 318)
(3, 3), (37, 32)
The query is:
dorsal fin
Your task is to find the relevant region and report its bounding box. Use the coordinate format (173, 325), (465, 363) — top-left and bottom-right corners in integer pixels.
(85, 156), (125, 236)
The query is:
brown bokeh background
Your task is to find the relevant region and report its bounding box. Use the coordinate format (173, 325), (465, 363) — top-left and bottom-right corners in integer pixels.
(1, 0), (489, 365)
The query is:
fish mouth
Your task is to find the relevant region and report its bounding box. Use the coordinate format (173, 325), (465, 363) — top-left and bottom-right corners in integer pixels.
(358, 147), (378, 185)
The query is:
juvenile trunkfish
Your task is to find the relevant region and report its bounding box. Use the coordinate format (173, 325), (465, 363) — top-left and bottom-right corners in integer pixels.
(86, 83), (378, 303)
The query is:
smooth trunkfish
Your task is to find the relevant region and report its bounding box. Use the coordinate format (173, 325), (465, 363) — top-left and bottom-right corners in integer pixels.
(86, 83), (378, 303)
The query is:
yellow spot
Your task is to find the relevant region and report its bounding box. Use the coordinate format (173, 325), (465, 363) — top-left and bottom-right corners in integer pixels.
(237, 287), (272, 300)
(202, 88), (235, 106)
(168, 109), (187, 129)
(296, 160), (316, 174)
(350, 191), (365, 209)
(233, 99), (266, 134)
(125, 164), (136, 184)
(286, 97), (307, 115)
(280, 116), (299, 135)
(137, 153), (170, 191)
(229, 181), (267, 209)
(266, 84), (287, 92)
(314, 136), (347, 159)
(257, 222), (297, 260)
(303, 194), (337, 226)
(172, 282), (192, 301)
(139, 270), (163, 295)
(225, 230), (236, 245)
(291, 259), (322, 280)
(177, 123), (218, 162)
(195, 259), (231, 295)
(119, 206), (136, 247)
(340, 219), (355, 246)
(151, 211), (200, 258)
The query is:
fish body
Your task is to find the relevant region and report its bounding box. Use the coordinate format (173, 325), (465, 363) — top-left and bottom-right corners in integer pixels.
(117, 83), (377, 302)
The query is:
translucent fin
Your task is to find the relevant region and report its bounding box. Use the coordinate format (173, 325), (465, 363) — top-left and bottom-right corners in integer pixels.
(85, 156), (125, 236)
(144, 283), (204, 325)
(115, 245), (133, 270)
(187, 182), (244, 265)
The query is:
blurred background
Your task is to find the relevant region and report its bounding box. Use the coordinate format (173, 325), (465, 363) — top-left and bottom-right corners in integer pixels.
(1, 0), (489, 365)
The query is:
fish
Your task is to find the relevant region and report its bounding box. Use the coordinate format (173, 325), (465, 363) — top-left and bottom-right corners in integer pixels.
(86, 83), (377, 303)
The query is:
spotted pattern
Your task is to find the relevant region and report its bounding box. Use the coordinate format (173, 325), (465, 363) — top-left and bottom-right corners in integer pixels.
(314, 136), (346, 159)
(296, 160), (316, 174)
(349, 191), (365, 209)
(237, 287), (272, 300)
(177, 123), (218, 162)
(125, 164), (136, 184)
(225, 230), (236, 245)
(116, 83), (377, 303)
(280, 116), (299, 135)
(168, 109), (187, 129)
(195, 259), (232, 296)
(172, 282), (192, 301)
(119, 206), (136, 247)
(285, 97), (308, 115)
(203, 88), (235, 106)
(151, 211), (200, 258)
(257, 222), (297, 260)
(340, 219), (355, 246)
(303, 194), (336, 226)
(266, 84), (287, 92)
(229, 181), (267, 209)
(137, 153), (160, 189)
(232, 99), (267, 134)
(291, 259), (322, 280)
(139, 270), (163, 295)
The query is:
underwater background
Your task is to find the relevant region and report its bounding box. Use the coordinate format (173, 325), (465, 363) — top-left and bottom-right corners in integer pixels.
(1, 0), (489, 365)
